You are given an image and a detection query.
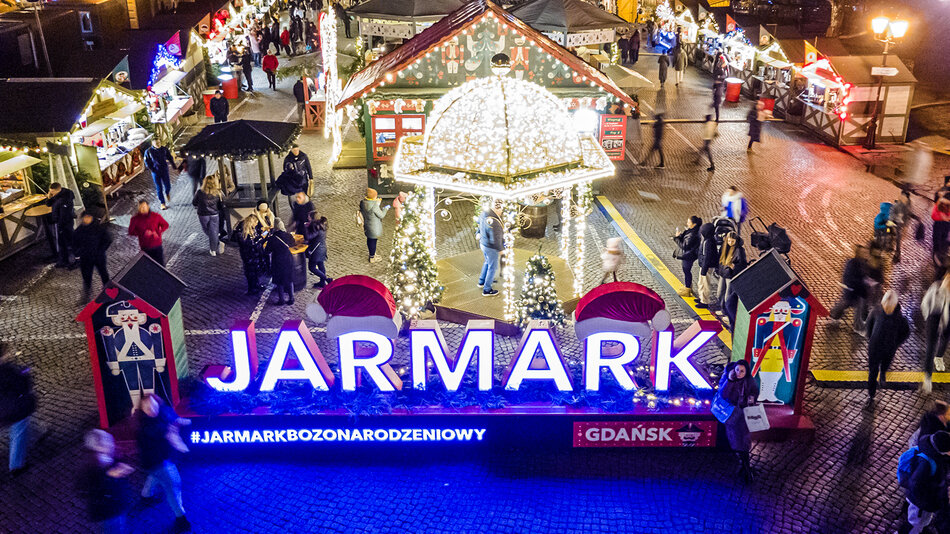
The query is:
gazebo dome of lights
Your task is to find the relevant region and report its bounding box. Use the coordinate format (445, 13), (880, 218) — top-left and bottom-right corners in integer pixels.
(393, 75), (614, 200)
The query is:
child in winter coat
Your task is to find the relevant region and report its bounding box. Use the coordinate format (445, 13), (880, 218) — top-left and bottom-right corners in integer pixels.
(600, 237), (624, 284)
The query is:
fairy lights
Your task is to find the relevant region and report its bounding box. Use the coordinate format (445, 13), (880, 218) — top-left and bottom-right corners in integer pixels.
(320, 10), (343, 161)
(559, 187), (571, 261)
(501, 199), (517, 321)
(148, 44), (183, 90)
(573, 183), (591, 297)
(389, 188), (444, 319)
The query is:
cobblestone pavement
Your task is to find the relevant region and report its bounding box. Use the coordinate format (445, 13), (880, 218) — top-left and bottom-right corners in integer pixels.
(0, 42), (944, 534)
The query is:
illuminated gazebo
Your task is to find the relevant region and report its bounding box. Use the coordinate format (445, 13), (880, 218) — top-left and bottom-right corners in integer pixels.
(393, 72), (614, 320)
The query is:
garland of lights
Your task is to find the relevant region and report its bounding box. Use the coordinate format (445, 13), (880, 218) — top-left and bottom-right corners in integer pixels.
(516, 253), (565, 326)
(389, 187), (444, 319)
(148, 44), (183, 89)
(559, 187), (571, 261)
(424, 186), (437, 255)
(573, 183), (591, 297)
(502, 201), (518, 321)
(320, 9), (343, 161)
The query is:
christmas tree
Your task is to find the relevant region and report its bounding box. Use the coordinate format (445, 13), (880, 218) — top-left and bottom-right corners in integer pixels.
(389, 188), (444, 319)
(517, 254), (564, 326)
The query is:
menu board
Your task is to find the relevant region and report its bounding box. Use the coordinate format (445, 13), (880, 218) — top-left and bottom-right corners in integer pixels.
(599, 114), (627, 161)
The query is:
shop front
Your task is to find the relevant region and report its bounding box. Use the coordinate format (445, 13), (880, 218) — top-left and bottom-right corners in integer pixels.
(0, 148), (47, 260)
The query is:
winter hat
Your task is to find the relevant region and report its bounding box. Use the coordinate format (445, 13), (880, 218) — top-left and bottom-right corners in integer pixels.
(932, 431), (950, 454)
(605, 237), (622, 251)
(366, 188), (377, 200)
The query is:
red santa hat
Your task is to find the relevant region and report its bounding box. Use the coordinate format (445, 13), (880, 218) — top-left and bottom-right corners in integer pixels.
(573, 282), (670, 341)
(306, 275), (402, 339)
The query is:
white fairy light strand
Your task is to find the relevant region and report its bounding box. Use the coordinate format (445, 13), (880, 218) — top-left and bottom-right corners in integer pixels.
(502, 200), (517, 321)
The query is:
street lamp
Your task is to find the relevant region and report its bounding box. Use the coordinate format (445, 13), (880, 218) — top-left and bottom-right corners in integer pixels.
(863, 16), (908, 149)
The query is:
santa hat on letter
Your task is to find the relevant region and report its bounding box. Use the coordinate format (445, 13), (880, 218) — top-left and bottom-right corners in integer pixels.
(573, 282), (671, 341)
(306, 275), (403, 339)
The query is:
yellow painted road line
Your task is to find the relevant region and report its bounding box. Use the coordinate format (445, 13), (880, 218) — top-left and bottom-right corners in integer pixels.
(812, 369), (950, 384)
(596, 195), (733, 350)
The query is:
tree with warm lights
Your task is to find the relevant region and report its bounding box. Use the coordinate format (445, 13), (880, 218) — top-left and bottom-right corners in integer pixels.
(389, 187), (443, 319)
(517, 253), (564, 326)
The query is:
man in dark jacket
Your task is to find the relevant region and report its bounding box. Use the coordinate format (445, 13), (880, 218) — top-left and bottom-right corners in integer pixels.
(0, 353), (37, 475)
(675, 216), (701, 298)
(904, 431), (950, 534)
(144, 140), (176, 209)
(478, 201), (505, 296)
(72, 211), (112, 303)
(712, 80), (724, 122)
(240, 50), (254, 91)
(209, 90), (229, 123)
(289, 192), (314, 235)
(696, 222), (719, 308)
(45, 182), (76, 267)
(283, 145), (312, 184)
(293, 79), (306, 123)
(137, 394), (191, 532)
(830, 245), (870, 333)
(865, 290), (909, 400)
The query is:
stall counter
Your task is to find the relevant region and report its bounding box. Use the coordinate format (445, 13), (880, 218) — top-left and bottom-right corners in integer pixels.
(0, 194), (47, 260)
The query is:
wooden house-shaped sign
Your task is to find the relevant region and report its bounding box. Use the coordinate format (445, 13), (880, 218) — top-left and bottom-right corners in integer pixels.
(729, 250), (826, 438)
(337, 0), (635, 194)
(76, 253), (188, 428)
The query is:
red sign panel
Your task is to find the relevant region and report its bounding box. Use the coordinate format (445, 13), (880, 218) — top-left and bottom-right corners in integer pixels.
(599, 114), (627, 161)
(573, 420), (717, 448)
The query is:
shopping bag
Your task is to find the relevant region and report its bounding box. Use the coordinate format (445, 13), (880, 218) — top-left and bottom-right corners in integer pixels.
(710, 394), (735, 423)
(743, 403), (770, 432)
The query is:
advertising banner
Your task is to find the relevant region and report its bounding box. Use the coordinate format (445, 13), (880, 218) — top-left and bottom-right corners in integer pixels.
(573, 420), (717, 447)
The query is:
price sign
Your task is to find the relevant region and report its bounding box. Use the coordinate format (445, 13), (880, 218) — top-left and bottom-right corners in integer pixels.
(598, 114), (627, 161)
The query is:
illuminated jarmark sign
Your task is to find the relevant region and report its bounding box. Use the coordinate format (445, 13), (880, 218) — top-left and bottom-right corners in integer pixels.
(204, 319), (721, 394)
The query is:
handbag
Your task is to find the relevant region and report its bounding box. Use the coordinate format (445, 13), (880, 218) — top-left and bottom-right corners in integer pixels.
(672, 235), (685, 259)
(743, 403), (770, 432)
(710, 394), (735, 423)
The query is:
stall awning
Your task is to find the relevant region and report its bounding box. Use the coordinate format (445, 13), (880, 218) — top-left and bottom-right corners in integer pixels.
(151, 70), (188, 95)
(106, 103), (146, 120)
(74, 119), (118, 138)
(0, 154), (42, 177)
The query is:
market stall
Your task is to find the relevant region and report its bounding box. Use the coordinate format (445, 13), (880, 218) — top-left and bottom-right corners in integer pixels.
(146, 41), (196, 139)
(509, 0), (630, 49)
(337, 0), (635, 195)
(720, 28), (757, 92)
(0, 150), (47, 260)
(179, 119), (300, 226)
(696, 7), (721, 73)
(673, 2), (698, 58)
(755, 37), (805, 118)
(351, 0), (466, 57)
(797, 55), (915, 146)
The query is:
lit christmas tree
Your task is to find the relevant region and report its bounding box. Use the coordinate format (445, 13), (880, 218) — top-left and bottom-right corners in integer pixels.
(517, 253), (564, 326)
(389, 187), (444, 319)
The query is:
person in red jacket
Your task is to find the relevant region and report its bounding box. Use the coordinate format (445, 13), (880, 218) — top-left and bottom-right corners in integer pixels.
(280, 27), (292, 56)
(129, 200), (170, 266)
(262, 47), (279, 90)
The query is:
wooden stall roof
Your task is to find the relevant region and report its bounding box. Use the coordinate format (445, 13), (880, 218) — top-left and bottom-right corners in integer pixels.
(828, 55), (917, 85)
(350, 0), (467, 20)
(0, 79), (100, 135)
(337, 0), (635, 109)
(508, 0), (631, 34)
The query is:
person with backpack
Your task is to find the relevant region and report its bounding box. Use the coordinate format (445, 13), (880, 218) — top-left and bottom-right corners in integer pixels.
(0, 352), (37, 476)
(864, 290), (910, 402)
(696, 222), (719, 308)
(673, 216), (702, 298)
(78, 429), (134, 533)
(898, 431), (950, 534)
(137, 394), (191, 532)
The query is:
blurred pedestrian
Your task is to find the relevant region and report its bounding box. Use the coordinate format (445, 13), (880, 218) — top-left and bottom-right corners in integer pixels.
(912, 401), (950, 448)
(280, 27), (292, 56)
(629, 29), (640, 63)
(240, 49), (254, 91)
(657, 52), (669, 87)
(900, 431), (950, 534)
(716, 360), (758, 483)
(721, 186), (749, 233)
(360, 188), (390, 263)
(642, 113), (666, 168)
(262, 47), (279, 90)
(922, 274), (950, 392)
(192, 176), (225, 256)
(129, 201), (169, 266)
(45, 182), (76, 267)
(617, 34), (628, 64)
(600, 237), (625, 284)
(392, 191), (408, 224)
(696, 222), (719, 308)
(179, 153), (205, 194)
(236, 213), (268, 295)
(304, 213), (331, 288)
(701, 114), (716, 172)
(904, 140), (934, 187)
(283, 145), (313, 189)
(266, 225), (296, 305)
(144, 140), (176, 209)
(712, 80), (723, 122)
(934, 176), (950, 203)
(0, 350), (37, 476)
(293, 78), (306, 123)
(829, 245), (870, 334)
(864, 290), (909, 402)
(78, 429), (133, 534)
(254, 201), (282, 232)
(933, 199), (950, 275)
(747, 100), (764, 151)
(136, 394), (191, 532)
(72, 211), (112, 303)
(890, 189), (919, 263)
(673, 43), (687, 86)
(673, 216), (701, 298)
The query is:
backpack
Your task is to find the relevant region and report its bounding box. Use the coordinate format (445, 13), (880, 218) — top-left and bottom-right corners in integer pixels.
(897, 446), (937, 489)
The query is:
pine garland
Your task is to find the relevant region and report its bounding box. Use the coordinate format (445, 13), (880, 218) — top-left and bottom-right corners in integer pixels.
(517, 253), (565, 326)
(389, 187), (444, 319)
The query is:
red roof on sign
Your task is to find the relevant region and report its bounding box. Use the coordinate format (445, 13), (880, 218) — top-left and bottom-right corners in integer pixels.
(337, 0), (635, 109)
(574, 282), (665, 322)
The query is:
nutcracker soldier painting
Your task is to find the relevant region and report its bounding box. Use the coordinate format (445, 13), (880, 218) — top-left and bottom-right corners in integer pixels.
(77, 253), (188, 428)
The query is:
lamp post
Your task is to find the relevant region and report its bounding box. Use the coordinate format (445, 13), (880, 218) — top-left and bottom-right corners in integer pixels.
(863, 16), (908, 150)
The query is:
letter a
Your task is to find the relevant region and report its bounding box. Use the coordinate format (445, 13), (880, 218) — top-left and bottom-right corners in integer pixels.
(503, 320), (572, 392)
(411, 319), (494, 391)
(260, 320), (335, 391)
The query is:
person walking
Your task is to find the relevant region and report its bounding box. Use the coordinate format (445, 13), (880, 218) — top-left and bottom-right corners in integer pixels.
(900, 431), (950, 534)
(72, 211), (112, 303)
(890, 189), (919, 263)
(922, 275), (950, 392)
(712, 80), (724, 122)
(78, 429), (134, 534)
(289, 16), (301, 56)
(129, 200), (170, 266)
(864, 290), (909, 402)
(144, 140), (176, 209)
(289, 191), (315, 235)
(674, 216), (701, 297)
(236, 213), (269, 295)
(829, 245), (870, 334)
(747, 100), (765, 151)
(629, 29), (640, 63)
(248, 30), (262, 66)
(137, 394), (191, 533)
(673, 44), (687, 86)
(721, 186), (749, 234)
(934, 176), (950, 203)
(266, 225), (296, 305)
(261, 26), (273, 59)
(716, 360), (759, 483)
(262, 47), (279, 90)
(280, 27), (292, 56)
(645, 19), (655, 47)
(209, 90), (229, 123)
(0, 352), (37, 476)
(642, 113), (666, 168)
(696, 222), (719, 308)
(240, 49), (254, 92)
(303, 213), (331, 288)
(933, 199), (950, 277)
(477, 200), (504, 297)
(45, 182), (76, 268)
(179, 153), (206, 194)
(293, 79), (306, 123)
(359, 188), (390, 263)
(599, 237), (624, 284)
(715, 231), (747, 308)
(192, 176), (225, 256)
(657, 52), (669, 87)
(701, 114), (716, 172)
(283, 144), (313, 190)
